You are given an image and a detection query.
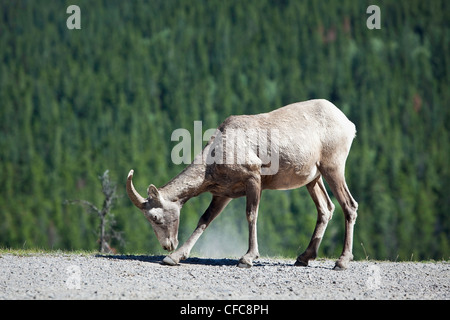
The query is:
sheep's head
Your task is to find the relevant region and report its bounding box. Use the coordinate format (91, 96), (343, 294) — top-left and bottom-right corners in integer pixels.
(126, 170), (180, 251)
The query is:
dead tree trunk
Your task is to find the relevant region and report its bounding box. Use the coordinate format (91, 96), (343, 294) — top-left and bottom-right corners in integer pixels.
(65, 170), (122, 253)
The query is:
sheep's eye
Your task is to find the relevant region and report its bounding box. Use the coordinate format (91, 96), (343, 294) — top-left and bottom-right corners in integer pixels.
(152, 215), (163, 225)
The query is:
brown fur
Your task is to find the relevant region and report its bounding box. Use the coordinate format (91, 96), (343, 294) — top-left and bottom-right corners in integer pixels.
(127, 99), (358, 269)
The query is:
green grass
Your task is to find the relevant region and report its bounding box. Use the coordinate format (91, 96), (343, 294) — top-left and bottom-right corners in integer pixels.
(0, 247), (97, 257)
(0, 247), (447, 264)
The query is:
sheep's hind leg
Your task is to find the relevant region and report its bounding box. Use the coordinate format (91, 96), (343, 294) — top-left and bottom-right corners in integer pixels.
(295, 176), (335, 267)
(321, 167), (358, 270)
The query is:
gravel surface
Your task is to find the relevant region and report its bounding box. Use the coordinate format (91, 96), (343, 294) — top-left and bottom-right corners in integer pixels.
(0, 253), (448, 300)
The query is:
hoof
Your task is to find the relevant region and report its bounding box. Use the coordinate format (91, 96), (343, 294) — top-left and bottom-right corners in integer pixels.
(294, 259), (308, 267)
(162, 256), (178, 266)
(333, 265), (346, 271)
(237, 257), (253, 268)
(333, 260), (349, 271)
(237, 262), (252, 268)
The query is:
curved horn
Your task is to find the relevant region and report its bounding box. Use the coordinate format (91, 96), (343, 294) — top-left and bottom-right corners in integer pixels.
(126, 170), (147, 209)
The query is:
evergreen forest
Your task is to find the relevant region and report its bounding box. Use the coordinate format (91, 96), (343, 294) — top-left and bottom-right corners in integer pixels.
(0, 0), (449, 261)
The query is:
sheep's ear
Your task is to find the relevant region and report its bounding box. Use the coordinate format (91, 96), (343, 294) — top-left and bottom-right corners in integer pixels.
(147, 184), (161, 203)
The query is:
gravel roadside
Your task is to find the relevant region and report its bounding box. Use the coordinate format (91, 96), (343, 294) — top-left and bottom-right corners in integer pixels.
(0, 253), (448, 300)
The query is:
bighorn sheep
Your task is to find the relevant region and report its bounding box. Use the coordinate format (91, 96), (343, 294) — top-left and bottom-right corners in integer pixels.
(126, 99), (358, 269)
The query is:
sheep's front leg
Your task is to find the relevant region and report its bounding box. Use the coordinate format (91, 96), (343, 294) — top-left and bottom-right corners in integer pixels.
(163, 196), (231, 266)
(238, 177), (262, 268)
